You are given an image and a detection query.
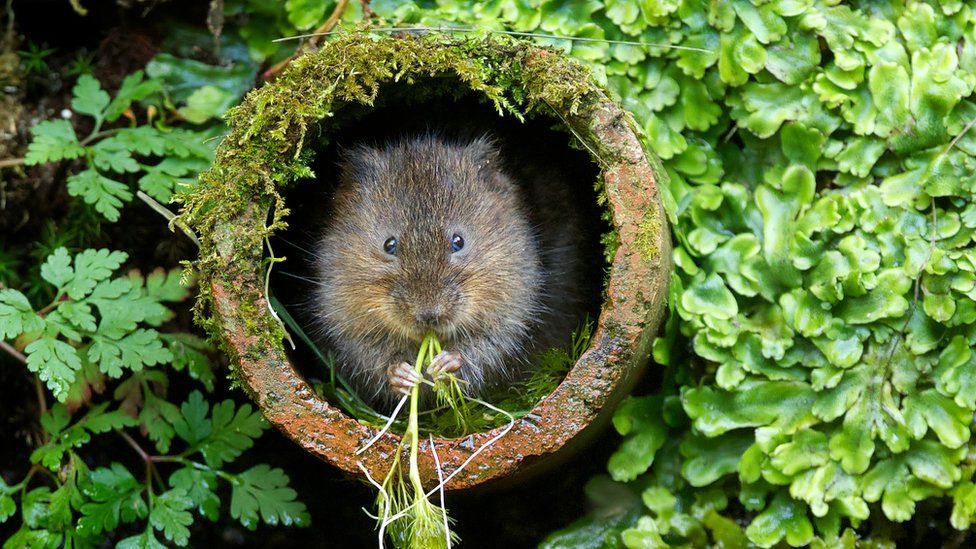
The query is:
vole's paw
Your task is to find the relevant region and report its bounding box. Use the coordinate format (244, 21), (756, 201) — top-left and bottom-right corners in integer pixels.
(387, 361), (421, 396)
(429, 350), (463, 381)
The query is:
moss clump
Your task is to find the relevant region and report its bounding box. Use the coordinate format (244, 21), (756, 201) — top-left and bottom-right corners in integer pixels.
(634, 208), (662, 263)
(175, 31), (614, 382)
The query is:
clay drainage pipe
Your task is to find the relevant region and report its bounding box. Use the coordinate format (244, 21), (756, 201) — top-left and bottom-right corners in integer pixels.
(179, 31), (672, 491)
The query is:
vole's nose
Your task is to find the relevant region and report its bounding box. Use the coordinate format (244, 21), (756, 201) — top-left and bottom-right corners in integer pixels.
(415, 306), (443, 326)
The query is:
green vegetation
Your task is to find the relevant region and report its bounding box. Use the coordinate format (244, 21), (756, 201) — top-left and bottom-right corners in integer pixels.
(1, 5), (310, 544)
(24, 73), (215, 221)
(431, 0), (976, 546)
(0, 248), (308, 545)
(6, 0), (976, 546)
(372, 333), (459, 549)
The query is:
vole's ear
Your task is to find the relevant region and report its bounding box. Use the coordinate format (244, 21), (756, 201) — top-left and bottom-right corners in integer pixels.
(337, 144), (389, 187)
(464, 135), (513, 191)
(465, 135), (502, 169)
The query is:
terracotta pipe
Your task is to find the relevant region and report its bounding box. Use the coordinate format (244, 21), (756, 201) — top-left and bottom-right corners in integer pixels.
(187, 33), (671, 491)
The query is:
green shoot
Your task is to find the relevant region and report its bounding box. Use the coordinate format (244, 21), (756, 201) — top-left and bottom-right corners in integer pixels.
(373, 333), (459, 549)
(427, 337), (478, 436)
(18, 42), (56, 74)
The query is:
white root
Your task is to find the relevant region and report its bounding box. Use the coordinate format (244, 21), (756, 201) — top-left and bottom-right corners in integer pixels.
(357, 394), (410, 455)
(424, 395), (516, 498)
(429, 434), (452, 549)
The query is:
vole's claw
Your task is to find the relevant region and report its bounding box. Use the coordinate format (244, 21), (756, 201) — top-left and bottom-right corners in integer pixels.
(387, 361), (421, 396)
(429, 350), (463, 381)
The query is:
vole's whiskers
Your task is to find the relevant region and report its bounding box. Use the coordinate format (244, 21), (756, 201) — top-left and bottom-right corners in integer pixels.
(277, 270), (326, 285)
(275, 235), (317, 256)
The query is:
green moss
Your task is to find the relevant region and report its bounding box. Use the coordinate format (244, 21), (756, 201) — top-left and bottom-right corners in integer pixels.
(633, 208), (663, 263)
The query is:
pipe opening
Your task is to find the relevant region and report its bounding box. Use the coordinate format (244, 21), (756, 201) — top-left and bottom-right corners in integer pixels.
(268, 79), (609, 436)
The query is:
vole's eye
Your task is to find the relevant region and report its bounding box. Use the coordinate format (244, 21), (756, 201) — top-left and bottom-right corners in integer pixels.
(383, 237), (398, 255)
(451, 234), (464, 253)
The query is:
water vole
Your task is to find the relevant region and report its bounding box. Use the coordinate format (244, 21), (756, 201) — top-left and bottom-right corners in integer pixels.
(311, 134), (588, 410)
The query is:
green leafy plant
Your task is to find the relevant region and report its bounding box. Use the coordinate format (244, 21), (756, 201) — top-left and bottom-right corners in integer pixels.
(1, 247), (206, 402)
(223, 0), (336, 61)
(219, 0), (367, 63)
(17, 42), (56, 74)
(1, 392), (308, 546)
(23, 73), (216, 221)
(0, 247), (308, 545)
(2, 9), (326, 547)
(65, 50), (95, 77)
(360, 0), (976, 545)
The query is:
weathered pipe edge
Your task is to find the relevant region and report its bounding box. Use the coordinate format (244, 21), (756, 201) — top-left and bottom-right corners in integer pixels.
(186, 33), (671, 491)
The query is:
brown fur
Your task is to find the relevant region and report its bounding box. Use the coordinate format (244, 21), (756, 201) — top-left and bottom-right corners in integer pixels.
(311, 134), (586, 411)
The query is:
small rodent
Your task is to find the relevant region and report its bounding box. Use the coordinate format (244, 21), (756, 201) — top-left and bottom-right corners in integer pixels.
(311, 134), (588, 411)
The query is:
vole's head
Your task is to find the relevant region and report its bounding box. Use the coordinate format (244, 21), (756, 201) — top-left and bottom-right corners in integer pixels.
(315, 135), (542, 344)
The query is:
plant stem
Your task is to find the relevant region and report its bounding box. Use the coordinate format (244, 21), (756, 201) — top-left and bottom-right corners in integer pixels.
(37, 295), (64, 316)
(407, 335), (430, 496)
(314, 0), (350, 45)
(120, 429), (165, 492)
(117, 429), (177, 501)
(4, 0), (14, 41)
(262, 0), (350, 79)
(0, 339), (26, 364)
(150, 455), (183, 463)
(136, 190), (201, 247)
(6, 464), (42, 499)
(16, 465), (41, 500)
(157, 455), (238, 483)
(145, 460), (154, 510)
(33, 375), (47, 418)
(79, 127), (118, 147)
(116, 428), (151, 462)
(0, 126), (116, 169)
(0, 157), (24, 169)
(359, 0), (373, 18)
